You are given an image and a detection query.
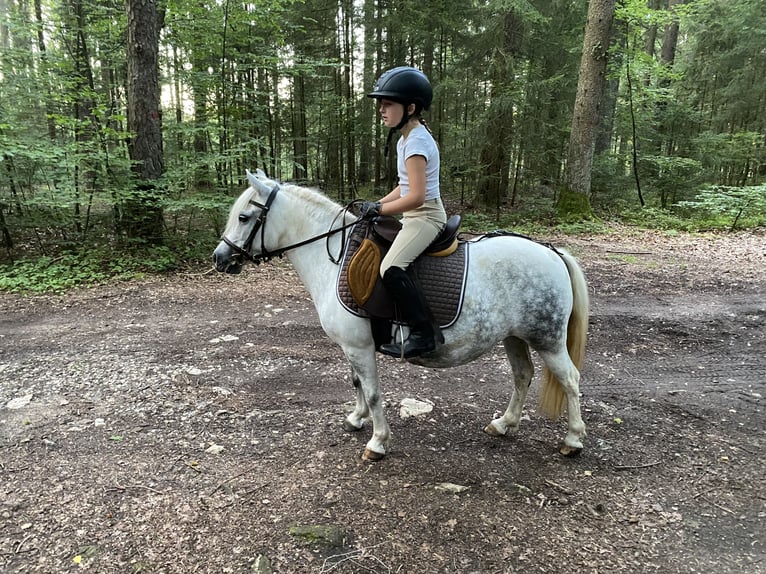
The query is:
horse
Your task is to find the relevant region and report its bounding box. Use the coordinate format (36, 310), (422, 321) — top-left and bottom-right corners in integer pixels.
(213, 170), (589, 461)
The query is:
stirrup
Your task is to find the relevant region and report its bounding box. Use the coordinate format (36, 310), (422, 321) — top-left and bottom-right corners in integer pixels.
(379, 333), (436, 359)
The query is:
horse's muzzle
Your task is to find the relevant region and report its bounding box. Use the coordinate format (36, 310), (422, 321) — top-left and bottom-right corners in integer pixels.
(212, 244), (243, 274)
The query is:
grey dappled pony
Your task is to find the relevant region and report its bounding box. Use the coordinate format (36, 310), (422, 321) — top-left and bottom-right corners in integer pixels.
(213, 170), (589, 461)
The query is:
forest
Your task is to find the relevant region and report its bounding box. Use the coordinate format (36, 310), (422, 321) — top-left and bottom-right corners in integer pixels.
(0, 0), (764, 290)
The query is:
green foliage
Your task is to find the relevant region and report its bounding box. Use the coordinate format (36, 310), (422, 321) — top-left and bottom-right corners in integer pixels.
(1, 0), (765, 292)
(638, 155), (704, 208)
(554, 219), (609, 235)
(679, 0), (766, 136)
(618, 183), (766, 232)
(676, 184), (766, 231)
(620, 206), (700, 232)
(557, 189), (594, 222)
(0, 244), (187, 294)
(689, 131), (765, 186)
(591, 153), (640, 210)
(458, 212), (498, 234)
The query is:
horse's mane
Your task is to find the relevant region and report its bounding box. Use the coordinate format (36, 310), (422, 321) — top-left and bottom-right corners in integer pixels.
(231, 180), (341, 220)
(227, 178), (346, 235)
(281, 182), (343, 216)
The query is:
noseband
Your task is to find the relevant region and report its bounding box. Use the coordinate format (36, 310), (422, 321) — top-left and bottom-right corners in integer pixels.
(221, 183), (359, 265)
(221, 183), (280, 264)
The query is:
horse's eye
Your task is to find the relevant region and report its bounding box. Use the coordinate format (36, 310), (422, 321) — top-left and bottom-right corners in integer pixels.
(238, 213), (249, 223)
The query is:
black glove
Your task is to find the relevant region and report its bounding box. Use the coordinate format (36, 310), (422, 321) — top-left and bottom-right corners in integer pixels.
(359, 201), (382, 219)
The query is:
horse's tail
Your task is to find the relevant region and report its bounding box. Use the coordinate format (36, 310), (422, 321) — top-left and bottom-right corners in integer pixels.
(539, 249), (589, 419)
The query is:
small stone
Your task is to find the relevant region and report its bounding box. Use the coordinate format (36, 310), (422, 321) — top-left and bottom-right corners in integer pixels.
(399, 398), (433, 419)
(7, 394), (33, 410)
(209, 335), (239, 344)
(252, 554), (273, 573)
(511, 483), (533, 496)
(288, 524), (350, 548)
(435, 482), (470, 494)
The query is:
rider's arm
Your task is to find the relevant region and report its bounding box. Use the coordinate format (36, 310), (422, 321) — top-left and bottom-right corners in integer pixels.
(379, 155), (427, 216)
(379, 186), (402, 205)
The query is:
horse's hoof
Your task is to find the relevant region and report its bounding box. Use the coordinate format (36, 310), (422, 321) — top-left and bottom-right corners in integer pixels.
(342, 419), (363, 433)
(484, 420), (513, 437)
(362, 448), (385, 462)
(559, 444), (583, 457)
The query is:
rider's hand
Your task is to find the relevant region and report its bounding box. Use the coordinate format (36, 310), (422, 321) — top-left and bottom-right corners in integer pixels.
(359, 201), (382, 219)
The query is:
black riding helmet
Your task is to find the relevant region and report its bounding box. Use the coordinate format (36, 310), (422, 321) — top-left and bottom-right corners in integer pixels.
(367, 66), (433, 115)
(367, 66), (433, 155)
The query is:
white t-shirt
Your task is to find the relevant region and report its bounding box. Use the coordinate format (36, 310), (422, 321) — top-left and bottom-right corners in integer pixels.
(396, 125), (440, 201)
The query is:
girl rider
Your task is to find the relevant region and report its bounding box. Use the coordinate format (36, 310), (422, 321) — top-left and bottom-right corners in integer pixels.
(360, 66), (448, 358)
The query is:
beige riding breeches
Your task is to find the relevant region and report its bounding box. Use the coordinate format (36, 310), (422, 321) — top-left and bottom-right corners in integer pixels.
(379, 197), (447, 277)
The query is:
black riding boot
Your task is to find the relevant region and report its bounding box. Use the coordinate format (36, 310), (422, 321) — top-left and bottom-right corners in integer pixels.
(379, 266), (442, 358)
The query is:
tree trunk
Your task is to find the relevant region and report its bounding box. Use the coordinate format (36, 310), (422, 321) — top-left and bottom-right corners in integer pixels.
(357, 0), (375, 186)
(337, 0), (355, 198)
(191, 50), (213, 190)
(595, 19), (625, 155)
(561, 0), (616, 218)
(61, 0), (97, 235)
(33, 0), (56, 141)
(373, 3), (384, 188)
(644, 0), (662, 57)
(0, 0), (8, 51)
(271, 66), (282, 180)
(656, 0), (684, 156)
(172, 44), (183, 152)
(476, 10), (521, 209)
(660, 0), (683, 69)
(291, 72), (308, 181)
(124, 0), (164, 242)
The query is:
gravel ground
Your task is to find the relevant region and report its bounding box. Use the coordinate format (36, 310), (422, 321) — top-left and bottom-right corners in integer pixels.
(1, 226), (764, 573)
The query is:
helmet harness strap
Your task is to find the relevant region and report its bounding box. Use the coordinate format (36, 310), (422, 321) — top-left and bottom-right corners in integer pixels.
(384, 103), (416, 157)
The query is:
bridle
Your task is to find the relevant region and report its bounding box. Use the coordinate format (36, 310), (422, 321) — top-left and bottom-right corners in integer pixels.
(221, 183), (360, 265)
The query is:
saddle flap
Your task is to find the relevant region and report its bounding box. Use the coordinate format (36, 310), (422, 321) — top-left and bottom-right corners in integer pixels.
(347, 238), (381, 305)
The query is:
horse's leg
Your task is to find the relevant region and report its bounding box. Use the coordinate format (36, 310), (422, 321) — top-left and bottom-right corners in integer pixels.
(484, 336), (534, 437)
(538, 348), (586, 455)
(342, 369), (369, 432)
(341, 347), (391, 461)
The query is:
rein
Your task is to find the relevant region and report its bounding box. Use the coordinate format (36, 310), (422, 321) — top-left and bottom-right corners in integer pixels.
(222, 184), (360, 265)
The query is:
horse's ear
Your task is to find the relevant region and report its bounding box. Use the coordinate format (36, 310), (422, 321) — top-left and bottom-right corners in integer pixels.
(256, 168), (267, 178)
(245, 169), (256, 187)
(245, 169), (271, 197)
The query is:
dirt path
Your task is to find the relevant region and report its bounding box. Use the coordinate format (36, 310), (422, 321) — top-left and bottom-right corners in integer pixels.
(1, 228), (764, 573)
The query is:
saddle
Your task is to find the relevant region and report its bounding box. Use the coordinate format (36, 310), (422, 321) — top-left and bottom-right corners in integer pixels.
(336, 215), (469, 348)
